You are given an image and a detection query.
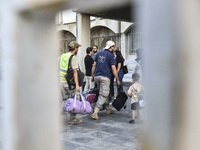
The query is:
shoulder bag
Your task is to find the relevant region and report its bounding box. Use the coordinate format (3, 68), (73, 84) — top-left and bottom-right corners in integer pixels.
(123, 65), (128, 74)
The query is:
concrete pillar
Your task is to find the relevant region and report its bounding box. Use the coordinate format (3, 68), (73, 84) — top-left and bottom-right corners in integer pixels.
(56, 11), (63, 24)
(121, 33), (126, 59)
(141, 0), (200, 149)
(118, 21), (122, 51)
(174, 0), (200, 149)
(76, 13), (90, 72)
(1, 1), (61, 150)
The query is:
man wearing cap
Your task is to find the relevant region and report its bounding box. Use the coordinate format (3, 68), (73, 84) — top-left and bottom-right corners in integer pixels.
(91, 40), (121, 120)
(60, 41), (82, 124)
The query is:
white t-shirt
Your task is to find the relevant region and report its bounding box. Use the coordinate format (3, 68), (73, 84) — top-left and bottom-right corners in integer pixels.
(127, 83), (142, 103)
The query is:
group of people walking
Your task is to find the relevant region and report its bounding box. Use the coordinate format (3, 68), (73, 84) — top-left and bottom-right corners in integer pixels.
(60, 40), (143, 125)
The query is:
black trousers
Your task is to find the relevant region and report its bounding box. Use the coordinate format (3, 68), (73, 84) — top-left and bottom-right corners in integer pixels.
(109, 74), (115, 100)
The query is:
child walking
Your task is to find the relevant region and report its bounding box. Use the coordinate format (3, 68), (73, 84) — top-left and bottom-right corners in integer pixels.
(127, 73), (143, 124)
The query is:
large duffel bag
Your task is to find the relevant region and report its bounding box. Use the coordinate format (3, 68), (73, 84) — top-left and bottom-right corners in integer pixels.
(64, 93), (92, 114)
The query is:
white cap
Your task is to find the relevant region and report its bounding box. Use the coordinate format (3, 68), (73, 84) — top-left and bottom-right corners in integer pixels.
(104, 40), (115, 49)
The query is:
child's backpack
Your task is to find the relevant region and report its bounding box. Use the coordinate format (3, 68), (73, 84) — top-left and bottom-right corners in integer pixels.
(133, 86), (145, 108)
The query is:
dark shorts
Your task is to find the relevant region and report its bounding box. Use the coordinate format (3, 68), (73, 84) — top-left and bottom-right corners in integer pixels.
(131, 102), (141, 110)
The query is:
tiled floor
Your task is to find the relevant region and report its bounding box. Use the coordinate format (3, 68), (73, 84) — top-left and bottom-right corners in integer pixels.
(60, 83), (144, 150)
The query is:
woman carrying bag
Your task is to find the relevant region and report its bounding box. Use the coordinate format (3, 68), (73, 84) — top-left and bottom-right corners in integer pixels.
(115, 50), (125, 92)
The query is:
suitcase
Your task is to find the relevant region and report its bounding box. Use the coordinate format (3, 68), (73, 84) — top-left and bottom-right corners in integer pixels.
(88, 88), (99, 100)
(86, 94), (96, 104)
(85, 88), (99, 110)
(112, 88), (128, 111)
(86, 94), (96, 109)
(85, 88), (107, 111)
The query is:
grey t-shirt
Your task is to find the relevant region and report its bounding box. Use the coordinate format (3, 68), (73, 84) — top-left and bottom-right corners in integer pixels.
(91, 53), (97, 60)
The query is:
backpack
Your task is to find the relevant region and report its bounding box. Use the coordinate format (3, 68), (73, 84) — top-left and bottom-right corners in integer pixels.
(65, 55), (85, 90)
(132, 86), (145, 107)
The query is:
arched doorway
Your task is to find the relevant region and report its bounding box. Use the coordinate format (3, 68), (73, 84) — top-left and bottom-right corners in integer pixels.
(91, 26), (121, 51)
(126, 24), (142, 60)
(58, 30), (76, 54)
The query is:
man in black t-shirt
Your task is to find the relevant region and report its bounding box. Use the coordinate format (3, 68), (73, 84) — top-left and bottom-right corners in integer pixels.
(84, 47), (95, 93)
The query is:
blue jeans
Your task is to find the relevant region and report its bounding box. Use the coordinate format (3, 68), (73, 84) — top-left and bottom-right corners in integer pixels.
(116, 69), (124, 92)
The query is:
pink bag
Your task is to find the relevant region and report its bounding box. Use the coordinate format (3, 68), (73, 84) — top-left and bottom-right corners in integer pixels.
(86, 93), (96, 110)
(86, 94), (96, 105)
(64, 93), (92, 114)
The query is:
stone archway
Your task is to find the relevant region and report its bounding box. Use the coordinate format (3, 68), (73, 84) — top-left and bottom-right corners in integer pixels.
(58, 30), (76, 54)
(125, 24), (142, 60)
(91, 26), (121, 51)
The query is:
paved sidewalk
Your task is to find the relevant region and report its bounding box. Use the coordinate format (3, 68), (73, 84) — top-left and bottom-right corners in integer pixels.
(60, 82), (144, 150)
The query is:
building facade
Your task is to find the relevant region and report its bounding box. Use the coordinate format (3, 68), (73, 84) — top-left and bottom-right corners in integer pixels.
(56, 9), (142, 64)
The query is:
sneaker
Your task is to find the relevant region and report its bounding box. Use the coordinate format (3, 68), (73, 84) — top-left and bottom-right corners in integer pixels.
(129, 120), (135, 124)
(68, 117), (83, 125)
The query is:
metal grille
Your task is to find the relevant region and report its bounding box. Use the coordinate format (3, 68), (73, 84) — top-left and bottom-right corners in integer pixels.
(128, 25), (142, 55)
(91, 34), (121, 51)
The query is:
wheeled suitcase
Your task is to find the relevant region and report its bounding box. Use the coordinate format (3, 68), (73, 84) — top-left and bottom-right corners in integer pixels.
(85, 88), (99, 109)
(86, 94), (96, 109)
(88, 88), (99, 100)
(85, 88), (106, 111)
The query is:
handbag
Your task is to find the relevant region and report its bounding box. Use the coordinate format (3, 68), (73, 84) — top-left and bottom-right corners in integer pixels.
(65, 55), (85, 90)
(64, 93), (92, 114)
(112, 87), (128, 111)
(122, 65), (128, 74)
